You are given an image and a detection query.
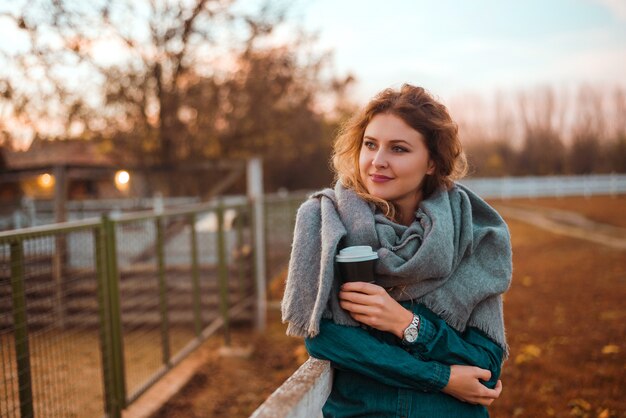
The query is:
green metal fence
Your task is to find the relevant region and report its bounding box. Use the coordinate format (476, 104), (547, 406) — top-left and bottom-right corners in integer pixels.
(264, 194), (306, 281)
(0, 194), (306, 418)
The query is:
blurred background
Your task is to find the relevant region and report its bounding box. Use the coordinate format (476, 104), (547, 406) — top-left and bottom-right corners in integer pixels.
(1, 0), (625, 210)
(0, 1), (624, 417)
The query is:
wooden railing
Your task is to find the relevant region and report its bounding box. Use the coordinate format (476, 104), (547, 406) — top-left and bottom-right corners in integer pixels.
(250, 358), (333, 418)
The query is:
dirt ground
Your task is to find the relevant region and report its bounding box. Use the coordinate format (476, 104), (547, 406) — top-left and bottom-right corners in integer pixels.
(0, 326), (199, 418)
(151, 309), (305, 418)
(152, 196), (626, 418)
(503, 195), (626, 229)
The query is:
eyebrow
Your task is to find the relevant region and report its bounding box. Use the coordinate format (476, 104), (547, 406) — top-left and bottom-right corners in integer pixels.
(363, 136), (412, 146)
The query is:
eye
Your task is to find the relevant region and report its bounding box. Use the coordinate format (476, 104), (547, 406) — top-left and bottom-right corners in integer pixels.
(392, 145), (408, 153)
(363, 140), (376, 150)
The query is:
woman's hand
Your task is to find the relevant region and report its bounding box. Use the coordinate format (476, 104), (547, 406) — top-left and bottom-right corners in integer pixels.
(442, 365), (502, 406)
(339, 281), (413, 338)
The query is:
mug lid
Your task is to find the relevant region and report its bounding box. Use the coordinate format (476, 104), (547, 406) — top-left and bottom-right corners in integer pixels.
(335, 245), (379, 262)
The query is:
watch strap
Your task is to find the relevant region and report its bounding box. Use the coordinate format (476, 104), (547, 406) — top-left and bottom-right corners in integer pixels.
(402, 314), (421, 344)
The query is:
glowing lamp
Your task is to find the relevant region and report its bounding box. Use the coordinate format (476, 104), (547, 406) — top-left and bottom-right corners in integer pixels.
(115, 170), (130, 191)
(37, 173), (55, 189)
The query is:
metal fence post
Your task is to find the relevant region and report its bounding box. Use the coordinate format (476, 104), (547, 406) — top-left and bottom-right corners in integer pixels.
(10, 238), (34, 418)
(52, 234), (66, 329)
(188, 213), (203, 337)
(155, 216), (171, 365)
(94, 223), (122, 418)
(263, 198), (270, 270)
(103, 215), (127, 410)
(235, 206), (246, 302)
(53, 165), (68, 329)
(247, 157), (266, 332)
(216, 204), (231, 345)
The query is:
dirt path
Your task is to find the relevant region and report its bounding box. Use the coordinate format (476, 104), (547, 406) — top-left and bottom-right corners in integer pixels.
(500, 195), (626, 229)
(490, 217), (625, 417)
(493, 203), (626, 250)
(151, 197), (626, 418)
(150, 308), (306, 418)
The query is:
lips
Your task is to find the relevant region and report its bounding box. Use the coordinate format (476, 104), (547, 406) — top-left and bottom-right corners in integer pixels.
(370, 174), (393, 183)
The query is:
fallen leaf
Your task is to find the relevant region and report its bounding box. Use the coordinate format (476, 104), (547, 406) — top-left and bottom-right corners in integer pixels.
(597, 409), (610, 418)
(599, 311), (623, 321)
(569, 398), (592, 414)
(514, 344), (542, 365)
(601, 344), (619, 354)
(522, 344), (542, 357)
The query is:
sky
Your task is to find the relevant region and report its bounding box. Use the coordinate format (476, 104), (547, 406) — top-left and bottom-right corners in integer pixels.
(2, 0), (624, 103)
(295, 0), (626, 104)
(1, 0), (625, 148)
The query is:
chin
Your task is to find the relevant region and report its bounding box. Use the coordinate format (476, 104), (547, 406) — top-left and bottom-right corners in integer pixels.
(366, 188), (395, 202)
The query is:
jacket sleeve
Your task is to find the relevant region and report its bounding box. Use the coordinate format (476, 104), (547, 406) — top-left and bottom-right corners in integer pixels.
(406, 307), (504, 389)
(305, 318), (450, 392)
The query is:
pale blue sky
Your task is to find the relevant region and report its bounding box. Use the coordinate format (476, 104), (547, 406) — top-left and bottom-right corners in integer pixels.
(296, 0), (626, 103)
(2, 0), (624, 103)
(1, 0), (624, 135)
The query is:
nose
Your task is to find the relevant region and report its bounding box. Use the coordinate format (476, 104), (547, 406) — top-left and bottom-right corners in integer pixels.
(372, 149), (388, 168)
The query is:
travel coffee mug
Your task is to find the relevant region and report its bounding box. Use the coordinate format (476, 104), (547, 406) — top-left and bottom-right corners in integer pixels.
(335, 245), (378, 283)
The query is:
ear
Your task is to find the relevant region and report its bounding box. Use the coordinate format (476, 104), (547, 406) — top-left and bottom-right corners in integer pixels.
(426, 159), (436, 175)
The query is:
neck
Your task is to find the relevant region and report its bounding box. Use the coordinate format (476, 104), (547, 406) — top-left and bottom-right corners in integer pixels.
(395, 209), (416, 226)
(393, 191), (423, 226)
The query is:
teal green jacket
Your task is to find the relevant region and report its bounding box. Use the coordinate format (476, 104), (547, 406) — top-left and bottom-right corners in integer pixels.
(305, 302), (504, 418)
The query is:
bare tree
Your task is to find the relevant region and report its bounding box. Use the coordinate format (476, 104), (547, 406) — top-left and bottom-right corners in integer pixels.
(569, 84), (605, 173)
(606, 86), (626, 172)
(516, 87), (567, 175)
(454, 84), (626, 177)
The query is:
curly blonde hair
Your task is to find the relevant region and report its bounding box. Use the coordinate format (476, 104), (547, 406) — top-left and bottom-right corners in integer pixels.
(332, 84), (467, 219)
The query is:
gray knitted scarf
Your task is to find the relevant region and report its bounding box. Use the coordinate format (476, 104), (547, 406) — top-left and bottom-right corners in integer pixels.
(281, 182), (512, 352)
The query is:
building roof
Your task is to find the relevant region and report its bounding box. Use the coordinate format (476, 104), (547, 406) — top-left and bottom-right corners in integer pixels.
(3, 138), (116, 170)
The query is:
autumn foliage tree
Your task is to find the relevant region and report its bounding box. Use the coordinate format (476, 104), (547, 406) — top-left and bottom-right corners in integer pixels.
(0, 0), (352, 194)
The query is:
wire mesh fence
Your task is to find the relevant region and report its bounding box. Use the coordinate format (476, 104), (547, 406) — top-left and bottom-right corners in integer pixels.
(264, 193), (308, 281)
(0, 220), (105, 418)
(0, 196), (286, 418)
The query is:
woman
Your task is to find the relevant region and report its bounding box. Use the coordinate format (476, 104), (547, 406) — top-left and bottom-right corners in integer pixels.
(281, 84), (512, 417)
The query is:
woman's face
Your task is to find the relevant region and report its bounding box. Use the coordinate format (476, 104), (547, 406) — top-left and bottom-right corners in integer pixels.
(359, 113), (435, 212)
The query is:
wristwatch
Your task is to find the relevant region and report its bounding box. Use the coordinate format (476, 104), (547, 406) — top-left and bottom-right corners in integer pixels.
(402, 314), (421, 344)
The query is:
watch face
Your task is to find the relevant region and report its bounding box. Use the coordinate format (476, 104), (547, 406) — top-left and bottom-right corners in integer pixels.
(404, 327), (418, 343)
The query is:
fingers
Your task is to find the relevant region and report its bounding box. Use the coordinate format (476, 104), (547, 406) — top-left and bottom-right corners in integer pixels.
(341, 281), (383, 294)
(494, 380), (503, 395)
(339, 299), (373, 315)
(480, 386), (499, 400)
(338, 290), (372, 305)
(477, 397), (495, 406)
(338, 285), (385, 312)
(475, 367), (492, 382)
(350, 313), (369, 324)
(445, 366), (502, 406)
(475, 379), (503, 406)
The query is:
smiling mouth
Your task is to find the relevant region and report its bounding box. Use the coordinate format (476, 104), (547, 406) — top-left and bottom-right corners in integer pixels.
(370, 174), (393, 183)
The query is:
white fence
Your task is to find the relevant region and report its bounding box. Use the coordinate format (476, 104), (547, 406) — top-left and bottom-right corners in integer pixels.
(4, 174), (625, 231)
(459, 174), (626, 199)
(250, 358), (332, 418)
